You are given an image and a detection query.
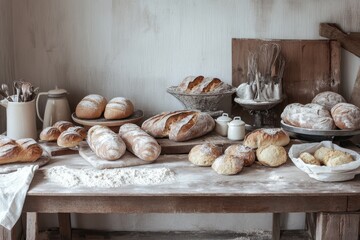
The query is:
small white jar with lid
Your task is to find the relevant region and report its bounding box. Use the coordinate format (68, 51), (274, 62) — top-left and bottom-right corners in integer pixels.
(215, 113), (232, 137)
(227, 116), (245, 141)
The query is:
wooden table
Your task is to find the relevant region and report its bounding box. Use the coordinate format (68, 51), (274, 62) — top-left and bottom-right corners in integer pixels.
(19, 146), (360, 240)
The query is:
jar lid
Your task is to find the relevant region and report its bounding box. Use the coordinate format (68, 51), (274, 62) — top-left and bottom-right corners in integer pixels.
(216, 113), (232, 122)
(228, 116), (245, 126)
(48, 87), (68, 97)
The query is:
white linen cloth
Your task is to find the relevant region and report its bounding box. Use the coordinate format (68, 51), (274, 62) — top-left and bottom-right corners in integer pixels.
(0, 165), (38, 230)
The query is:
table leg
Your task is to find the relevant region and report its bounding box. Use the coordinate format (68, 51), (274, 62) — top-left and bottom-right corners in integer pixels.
(58, 213), (72, 240)
(272, 213), (281, 240)
(26, 212), (38, 240)
(316, 212), (359, 240)
(305, 212), (316, 240)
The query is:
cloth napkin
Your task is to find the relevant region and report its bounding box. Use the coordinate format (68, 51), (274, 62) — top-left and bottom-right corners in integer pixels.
(0, 165), (38, 230)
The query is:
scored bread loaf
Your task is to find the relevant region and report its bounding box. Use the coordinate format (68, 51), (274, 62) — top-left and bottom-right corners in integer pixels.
(57, 130), (84, 148)
(176, 75), (233, 93)
(104, 97), (134, 120)
(75, 94), (107, 119)
(243, 128), (290, 149)
(331, 103), (360, 130)
(118, 123), (161, 162)
(87, 125), (126, 160)
(0, 135), (43, 165)
(40, 127), (61, 141)
(53, 121), (75, 132)
(311, 91), (346, 110)
(141, 110), (215, 142)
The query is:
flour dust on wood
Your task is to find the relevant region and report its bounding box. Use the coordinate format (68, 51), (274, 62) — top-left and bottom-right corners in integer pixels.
(44, 166), (175, 187)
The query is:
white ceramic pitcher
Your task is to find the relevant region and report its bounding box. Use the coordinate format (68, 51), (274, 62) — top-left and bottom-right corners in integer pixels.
(0, 96), (38, 140)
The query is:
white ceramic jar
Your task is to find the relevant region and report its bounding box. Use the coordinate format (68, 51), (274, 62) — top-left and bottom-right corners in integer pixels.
(227, 116), (245, 141)
(215, 113), (232, 137)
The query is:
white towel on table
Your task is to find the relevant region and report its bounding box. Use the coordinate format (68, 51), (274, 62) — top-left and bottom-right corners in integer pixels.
(0, 165), (38, 230)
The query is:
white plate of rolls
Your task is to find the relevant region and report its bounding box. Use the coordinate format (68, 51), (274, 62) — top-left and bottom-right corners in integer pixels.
(288, 141), (360, 182)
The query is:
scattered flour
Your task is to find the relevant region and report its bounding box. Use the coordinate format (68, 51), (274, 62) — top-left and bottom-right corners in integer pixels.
(45, 166), (175, 188)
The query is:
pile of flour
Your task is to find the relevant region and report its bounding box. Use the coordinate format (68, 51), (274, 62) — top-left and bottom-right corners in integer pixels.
(45, 166), (175, 188)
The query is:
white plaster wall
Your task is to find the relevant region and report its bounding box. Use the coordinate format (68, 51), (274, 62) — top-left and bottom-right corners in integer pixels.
(4, 0), (360, 232)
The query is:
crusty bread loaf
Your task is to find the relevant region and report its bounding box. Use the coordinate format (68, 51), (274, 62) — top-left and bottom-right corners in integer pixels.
(256, 145), (287, 167)
(67, 126), (87, 139)
(104, 97), (134, 120)
(314, 147), (332, 163)
(141, 110), (215, 142)
(188, 143), (222, 166)
(87, 125), (126, 160)
(118, 123), (161, 162)
(331, 103), (360, 130)
(281, 103), (335, 130)
(299, 152), (321, 166)
(323, 150), (353, 167)
(40, 127), (61, 141)
(0, 135), (43, 165)
(176, 75), (233, 93)
(243, 128), (290, 149)
(211, 154), (244, 175)
(53, 121), (75, 133)
(312, 91), (346, 110)
(57, 130), (84, 148)
(75, 94), (107, 119)
(224, 144), (255, 166)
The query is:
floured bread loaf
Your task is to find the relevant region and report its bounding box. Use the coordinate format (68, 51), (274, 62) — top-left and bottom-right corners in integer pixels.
(212, 154), (244, 175)
(299, 152), (321, 166)
(104, 97), (134, 120)
(281, 103), (335, 130)
(188, 143), (222, 166)
(141, 110), (215, 141)
(256, 145), (287, 167)
(323, 150), (353, 167)
(87, 125), (126, 160)
(224, 144), (255, 166)
(314, 147), (332, 163)
(75, 94), (107, 119)
(243, 128), (290, 149)
(176, 75), (233, 93)
(119, 123), (161, 162)
(312, 91), (346, 110)
(40, 127), (61, 141)
(331, 103), (360, 130)
(0, 135), (43, 165)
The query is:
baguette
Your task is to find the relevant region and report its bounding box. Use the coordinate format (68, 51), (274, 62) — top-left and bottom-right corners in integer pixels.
(118, 123), (161, 162)
(0, 135), (43, 165)
(87, 125), (126, 160)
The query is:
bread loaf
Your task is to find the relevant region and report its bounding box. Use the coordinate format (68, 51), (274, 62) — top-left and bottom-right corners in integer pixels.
(331, 103), (360, 130)
(118, 123), (161, 162)
(211, 154), (244, 175)
(176, 75), (233, 93)
(67, 126), (87, 139)
(87, 125), (126, 160)
(53, 121), (75, 132)
(256, 145), (287, 167)
(57, 130), (83, 148)
(243, 128), (290, 149)
(188, 143), (222, 166)
(312, 91), (346, 110)
(39, 127), (61, 141)
(104, 97), (134, 120)
(141, 110), (215, 142)
(0, 135), (43, 165)
(224, 144), (255, 166)
(281, 103), (335, 130)
(323, 150), (353, 166)
(299, 152), (321, 166)
(75, 94), (107, 119)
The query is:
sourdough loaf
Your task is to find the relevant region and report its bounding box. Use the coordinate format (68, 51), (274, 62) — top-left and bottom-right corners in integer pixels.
(211, 154), (244, 175)
(243, 128), (290, 149)
(188, 143), (222, 166)
(0, 135), (43, 165)
(75, 94), (107, 119)
(141, 110), (215, 141)
(176, 75), (233, 93)
(312, 91), (346, 110)
(104, 97), (134, 120)
(118, 123), (161, 162)
(224, 144), (255, 166)
(256, 144), (287, 167)
(331, 103), (360, 130)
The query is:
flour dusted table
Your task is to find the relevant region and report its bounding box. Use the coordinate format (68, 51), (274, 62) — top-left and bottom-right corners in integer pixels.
(20, 143), (360, 240)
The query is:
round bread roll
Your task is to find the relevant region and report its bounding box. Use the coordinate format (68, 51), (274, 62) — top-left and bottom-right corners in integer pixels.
(243, 128), (290, 149)
(57, 130), (83, 148)
(188, 143), (222, 166)
(224, 144), (255, 166)
(53, 121), (75, 133)
(104, 97), (134, 120)
(323, 150), (353, 167)
(299, 152), (321, 166)
(75, 94), (107, 119)
(39, 127), (61, 141)
(256, 145), (287, 167)
(212, 154), (244, 175)
(281, 103), (335, 130)
(331, 103), (360, 130)
(312, 91), (346, 110)
(314, 147), (332, 163)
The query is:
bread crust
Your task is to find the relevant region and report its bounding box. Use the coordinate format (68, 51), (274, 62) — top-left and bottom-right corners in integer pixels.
(75, 94), (107, 119)
(331, 103), (360, 130)
(243, 128), (290, 149)
(104, 97), (134, 120)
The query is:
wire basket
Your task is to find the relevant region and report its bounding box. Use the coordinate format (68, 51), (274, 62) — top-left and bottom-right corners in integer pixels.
(167, 86), (236, 113)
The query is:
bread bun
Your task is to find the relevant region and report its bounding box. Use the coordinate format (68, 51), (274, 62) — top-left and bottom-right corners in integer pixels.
(243, 128), (290, 149)
(299, 152), (321, 166)
(331, 103), (360, 130)
(40, 127), (61, 141)
(256, 145), (287, 167)
(314, 147), (332, 163)
(211, 154), (244, 175)
(323, 150), (353, 166)
(312, 91), (346, 110)
(75, 94), (107, 119)
(104, 97), (134, 120)
(281, 103), (335, 130)
(224, 144), (255, 166)
(188, 143), (222, 166)
(176, 75), (233, 93)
